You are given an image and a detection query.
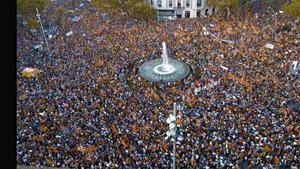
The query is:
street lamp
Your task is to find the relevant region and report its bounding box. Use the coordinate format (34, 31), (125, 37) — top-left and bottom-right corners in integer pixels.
(157, 9), (160, 24)
(166, 102), (181, 169)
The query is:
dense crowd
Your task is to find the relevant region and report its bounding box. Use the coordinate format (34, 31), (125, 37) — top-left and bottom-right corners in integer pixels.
(17, 1), (299, 168)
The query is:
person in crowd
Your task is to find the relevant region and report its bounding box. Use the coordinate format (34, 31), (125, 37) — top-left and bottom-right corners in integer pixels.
(17, 1), (299, 168)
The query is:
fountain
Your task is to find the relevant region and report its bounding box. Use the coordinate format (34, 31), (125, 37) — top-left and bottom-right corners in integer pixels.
(153, 42), (176, 75)
(139, 42), (190, 82)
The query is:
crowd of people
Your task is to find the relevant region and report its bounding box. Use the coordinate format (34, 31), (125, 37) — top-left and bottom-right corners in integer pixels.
(17, 1), (299, 168)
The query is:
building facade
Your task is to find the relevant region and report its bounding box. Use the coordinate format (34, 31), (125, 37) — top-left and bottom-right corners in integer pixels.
(145, 0), (215, 18)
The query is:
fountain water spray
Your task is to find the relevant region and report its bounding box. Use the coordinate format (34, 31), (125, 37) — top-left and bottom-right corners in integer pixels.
(162, 42), (169, 70)
(154, 42), (175, 74)
(139, 41), (190, 82)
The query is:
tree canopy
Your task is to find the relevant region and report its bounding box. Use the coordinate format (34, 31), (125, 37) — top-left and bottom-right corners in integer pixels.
(207, 0), (238, 18)
(283, 0), (300, 19)
(129, 2), (156, 19)
(207, 0), (238, 12)
(92, 0), (155, 19)
(91, 0), (121, 12)
(54, 7), (66, 26)
(17, 0), (45, 19)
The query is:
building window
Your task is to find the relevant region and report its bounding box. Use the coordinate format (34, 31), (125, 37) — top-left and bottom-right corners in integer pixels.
(197, 0), (201, 7)
(157, 0), (162, 7)
(169, 0), (172, 7)
(197, 10), (201, 17)
(185, 11), (190, 18)
(151, 0), (153, 5)
(186, 0), (190, 7)
(177, 1), (181, 8)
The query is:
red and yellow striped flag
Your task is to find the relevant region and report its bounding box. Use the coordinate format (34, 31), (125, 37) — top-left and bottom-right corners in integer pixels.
(111, 124), (118, 136)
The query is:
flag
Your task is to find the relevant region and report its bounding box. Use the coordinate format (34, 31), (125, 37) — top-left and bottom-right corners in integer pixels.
(121, 134), (129, 148)
(77, 145), (83, 152)
(111, 124), (118, 136)
(161, 141), (167, 151)
(21, 68), (40, 78)
(86, 153), (92, 161)
(46, 158), (53, 166)
(143, 124), (151, 131)
(88, 145), (96, 153)
(279, 108), (287, 113)
(151, 90), (160, 101)
(50, 146), (58, 153)
(32, 135), (41, 142)
(40, 124), (47, 133)
(131, 124), (138, 133)
(190, 158), (196, 168)
(176, 119), (183, 126)
(121, 138), (128, 148)
(206, 65), (214, 72)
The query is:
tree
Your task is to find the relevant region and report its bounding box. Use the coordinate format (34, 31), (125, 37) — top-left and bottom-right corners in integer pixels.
(207, 0), (238, 18)
(27, 19), (39, 29)
(17, 0), (46, 30)
(262, 0), (287, 11)
(17, 0), (45, 20)
(27, 19), (40, 29)
(54, 7), (66, 26)
(92, 0), (155, 20)
(283, 0), (300, 19)
(128, 1), (156, 19)
(91, 0), (120, 13)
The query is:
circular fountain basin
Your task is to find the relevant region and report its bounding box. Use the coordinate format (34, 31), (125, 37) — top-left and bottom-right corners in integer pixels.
(139, 58), (190, 82)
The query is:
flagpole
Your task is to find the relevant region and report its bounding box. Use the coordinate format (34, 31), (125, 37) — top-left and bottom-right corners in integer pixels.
(173, 102), (176, 169)
(166, 102), (178, 169)
(36, 8), (50, 57)
(157, 9), (159, 24)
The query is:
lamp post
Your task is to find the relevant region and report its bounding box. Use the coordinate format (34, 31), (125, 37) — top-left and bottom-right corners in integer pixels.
(166, 102), (179, 169)
(36, 8), (50, 57)
(157, 9), (160, 24)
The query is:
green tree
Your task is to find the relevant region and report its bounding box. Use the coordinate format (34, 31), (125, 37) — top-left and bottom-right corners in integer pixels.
(54, 7), (66, 26)
(17, 0), (45, 20)
(262, 0), (287, 11)
(283, 0), (300, 19)
(92, 0), (120, 13)
(27, 19), (39, 29)
(17, 0), (46, 34)
(207, 0), (238, 18)
(92, 0), (155, 19)
(128, 1), (156, 19)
